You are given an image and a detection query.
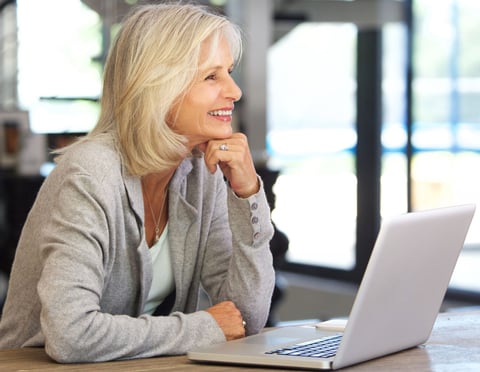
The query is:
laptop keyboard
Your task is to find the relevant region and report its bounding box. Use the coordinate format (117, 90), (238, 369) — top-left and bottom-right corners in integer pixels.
(265, 334), (342, 359)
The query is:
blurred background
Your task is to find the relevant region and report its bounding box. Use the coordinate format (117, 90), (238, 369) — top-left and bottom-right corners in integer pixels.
(1, 0), (480, 322)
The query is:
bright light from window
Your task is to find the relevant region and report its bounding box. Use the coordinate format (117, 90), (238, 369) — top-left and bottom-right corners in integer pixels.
(17, 0), (102, 134)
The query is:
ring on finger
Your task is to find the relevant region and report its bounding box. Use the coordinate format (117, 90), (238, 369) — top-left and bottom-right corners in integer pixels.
(219, 143), (229, 151)
(242, 320), (246, 327)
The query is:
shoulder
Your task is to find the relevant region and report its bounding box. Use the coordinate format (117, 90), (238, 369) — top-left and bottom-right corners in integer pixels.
(54, 135), (122, 182)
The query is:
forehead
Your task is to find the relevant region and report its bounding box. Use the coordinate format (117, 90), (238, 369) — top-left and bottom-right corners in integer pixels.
(198, 33), (235, 69)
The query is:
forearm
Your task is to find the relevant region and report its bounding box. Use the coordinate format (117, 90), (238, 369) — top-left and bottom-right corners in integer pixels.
(38, 246), (225, 363)
(202, 180), (275, 335)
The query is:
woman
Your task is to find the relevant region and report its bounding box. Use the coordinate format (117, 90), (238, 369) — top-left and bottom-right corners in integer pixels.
(0, 3), (275, 363)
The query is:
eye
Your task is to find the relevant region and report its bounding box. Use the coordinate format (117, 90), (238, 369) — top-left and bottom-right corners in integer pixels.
(205, 73), (217, 81)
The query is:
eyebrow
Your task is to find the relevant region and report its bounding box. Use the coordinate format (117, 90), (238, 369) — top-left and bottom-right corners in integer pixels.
(200, 62), (235, 72)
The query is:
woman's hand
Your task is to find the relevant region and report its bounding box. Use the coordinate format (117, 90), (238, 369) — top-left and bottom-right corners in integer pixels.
(205, 301), (246, 341)
(198, 133), (259, 198)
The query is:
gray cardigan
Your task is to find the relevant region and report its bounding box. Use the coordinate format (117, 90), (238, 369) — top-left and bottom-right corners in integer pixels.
(0, 136), (275, 362)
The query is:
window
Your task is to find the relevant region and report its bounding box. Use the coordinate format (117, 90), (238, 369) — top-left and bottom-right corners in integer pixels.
(411, 0), (480, 293)
(267, 23), (358, 271)
(268, 0), (480, 298)
(16, 0), (102, 134)
(268, 22), (408, 276)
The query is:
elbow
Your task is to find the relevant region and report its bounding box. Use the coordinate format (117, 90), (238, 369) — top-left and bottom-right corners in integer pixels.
(45, 345), (81, 364)
(44, 338), (92, 363)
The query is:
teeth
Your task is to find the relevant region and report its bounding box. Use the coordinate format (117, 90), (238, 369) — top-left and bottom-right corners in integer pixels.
(209, 110), (232, 116)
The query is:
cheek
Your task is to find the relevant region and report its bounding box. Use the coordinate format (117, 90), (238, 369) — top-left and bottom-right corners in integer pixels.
(166, 99), (197, 132)
(168, 107), (203, 136)
(187, 86), (217, 108)
(171, 87), (217, 131)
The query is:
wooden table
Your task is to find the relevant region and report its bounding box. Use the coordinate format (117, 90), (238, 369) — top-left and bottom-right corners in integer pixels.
(1, 311), (479, 371)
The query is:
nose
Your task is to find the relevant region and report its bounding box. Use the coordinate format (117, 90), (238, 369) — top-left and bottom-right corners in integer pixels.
(226, 75), (242, 102)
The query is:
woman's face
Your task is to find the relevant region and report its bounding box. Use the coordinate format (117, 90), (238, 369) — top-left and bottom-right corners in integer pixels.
(168, 34), (242, 148)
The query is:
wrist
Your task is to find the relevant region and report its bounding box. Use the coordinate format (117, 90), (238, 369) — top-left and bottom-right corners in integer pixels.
(234, 178), (260, 198)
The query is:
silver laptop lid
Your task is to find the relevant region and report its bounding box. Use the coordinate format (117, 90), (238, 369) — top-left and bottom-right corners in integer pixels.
(333, 203), (475, 369)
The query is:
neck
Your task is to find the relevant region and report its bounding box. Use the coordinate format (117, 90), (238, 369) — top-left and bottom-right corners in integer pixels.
(142, 168), (176, 195)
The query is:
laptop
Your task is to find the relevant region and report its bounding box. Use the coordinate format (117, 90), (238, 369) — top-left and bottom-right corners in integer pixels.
(188, 204), (475, 370)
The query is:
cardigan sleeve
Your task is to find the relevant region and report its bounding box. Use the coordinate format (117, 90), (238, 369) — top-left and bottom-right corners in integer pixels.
(200, 174), (276, 335)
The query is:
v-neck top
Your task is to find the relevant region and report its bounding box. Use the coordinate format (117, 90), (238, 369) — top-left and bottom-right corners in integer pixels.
(143, 223), (175, 314)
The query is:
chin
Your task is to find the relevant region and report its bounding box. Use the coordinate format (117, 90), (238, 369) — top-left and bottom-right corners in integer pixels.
(208, 130), (232, 140)
(220, 125), (233, 138)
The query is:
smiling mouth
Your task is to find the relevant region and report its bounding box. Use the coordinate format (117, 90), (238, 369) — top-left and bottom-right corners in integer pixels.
(208, 109), (233, 117)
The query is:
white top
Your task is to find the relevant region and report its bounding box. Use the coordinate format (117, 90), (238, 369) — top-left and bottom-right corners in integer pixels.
(143, 223), (175, 314)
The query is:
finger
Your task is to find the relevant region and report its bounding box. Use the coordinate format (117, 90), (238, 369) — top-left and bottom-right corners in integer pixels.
(203, 142), (239, 174)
